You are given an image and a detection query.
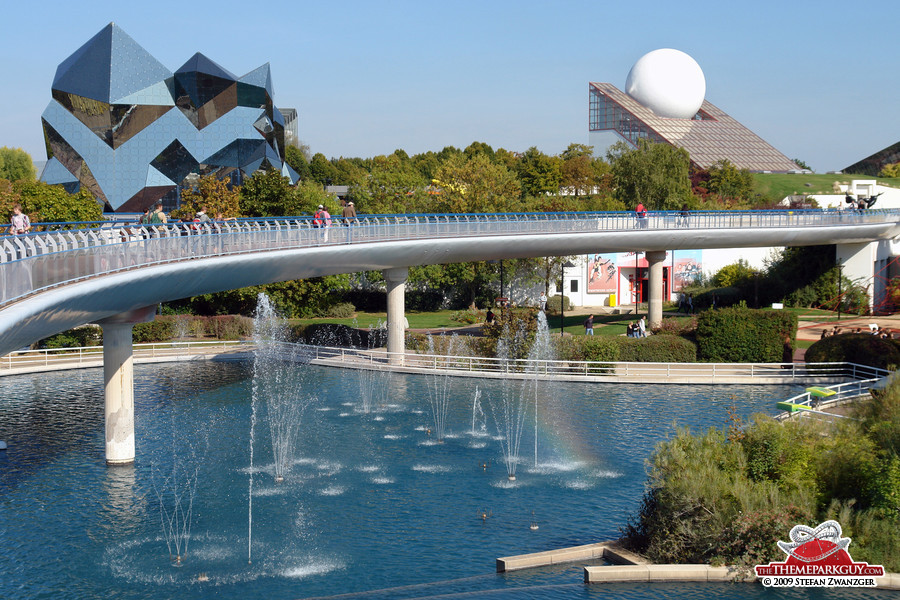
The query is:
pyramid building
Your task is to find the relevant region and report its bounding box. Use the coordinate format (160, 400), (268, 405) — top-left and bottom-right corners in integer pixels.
(589, 50), (800, 173)
(41, 23), (298, 212)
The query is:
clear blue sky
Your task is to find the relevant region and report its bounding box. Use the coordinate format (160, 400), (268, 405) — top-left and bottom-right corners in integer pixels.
(2, 0), (898, 173)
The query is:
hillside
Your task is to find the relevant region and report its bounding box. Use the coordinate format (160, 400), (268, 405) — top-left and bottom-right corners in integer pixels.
(752, 173), (900, 203)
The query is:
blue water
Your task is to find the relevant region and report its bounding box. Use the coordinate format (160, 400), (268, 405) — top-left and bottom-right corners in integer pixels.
(0, 361), (892, 599)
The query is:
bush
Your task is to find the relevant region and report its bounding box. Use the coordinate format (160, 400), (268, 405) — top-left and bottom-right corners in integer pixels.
(324, 302), (356, 318)
(300, 323), (371, 347)
(338, 289), (386, 312)
(206, 315), (253, 340)
(132, 319), (175, 343)
(559, 335), (697, 363)
(696, 306), (796, 362)
(35, 325), (102, 349)
(561, 336), (620, 362)
(805, 333), (900, 371)
(653, 316), (697, 337)
(625, 378), (900, 571)
(617, 336), (698, 363)
(691, 286), (743, 310)
(545, 294), (572, 314)
(406, 290), (444, 312)
(480, 308), (540, 359)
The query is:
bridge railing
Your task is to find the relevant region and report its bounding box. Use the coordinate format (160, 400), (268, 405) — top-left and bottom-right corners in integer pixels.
(1, 209), (897, 305)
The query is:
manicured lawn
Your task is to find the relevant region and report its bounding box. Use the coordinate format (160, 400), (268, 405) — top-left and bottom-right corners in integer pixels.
(290, 310), (476, 330)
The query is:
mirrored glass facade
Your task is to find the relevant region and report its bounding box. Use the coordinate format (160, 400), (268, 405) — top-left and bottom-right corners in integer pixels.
(589, 83), (800, 173)
(40, 23), (299, 212)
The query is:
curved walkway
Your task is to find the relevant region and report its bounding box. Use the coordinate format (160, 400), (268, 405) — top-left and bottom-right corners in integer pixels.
(1, 209), (898, 356)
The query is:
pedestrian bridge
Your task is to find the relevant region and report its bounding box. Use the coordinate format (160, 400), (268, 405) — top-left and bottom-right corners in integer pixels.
(3, 208), (899, 464)
(2, 209), (899, 356)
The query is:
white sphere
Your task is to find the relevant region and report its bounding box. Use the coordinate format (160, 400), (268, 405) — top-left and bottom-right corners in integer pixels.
(625, 49), (706, 119)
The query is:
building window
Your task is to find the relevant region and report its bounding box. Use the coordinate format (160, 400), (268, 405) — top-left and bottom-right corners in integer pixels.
(570, 280), (578, 293)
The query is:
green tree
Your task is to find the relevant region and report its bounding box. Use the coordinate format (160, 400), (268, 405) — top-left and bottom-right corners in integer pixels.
(464, 141), (495, 162)
(712, 259), (757, 287)
(560, 143), (600, 196)
(792, 158), (811, 171)
(348, 154), (428, 214)
(239, 168), (303, 217)
(707, 159), (753, 201)
(432, 153), (520, 213)
(0, 147), (36, 181)
(176, 174), (241, 219)
(607, 139), (691, 210)
(285, 145), (310, 180)
(879, 162), (900, 178)
(308, 153), (341, 186)
(2, 179), (102, 225)
(516, 146), (562, 198)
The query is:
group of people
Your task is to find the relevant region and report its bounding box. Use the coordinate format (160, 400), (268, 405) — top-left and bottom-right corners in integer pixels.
(633, 203), (691, 227)
(678, 293), (694, 314)
(821, 324), (894, 340)
(626, 317), (648, 338)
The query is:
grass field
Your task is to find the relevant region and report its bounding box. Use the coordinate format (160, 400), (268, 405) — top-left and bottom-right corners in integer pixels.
(752, 172), (900, 203)
(291, 306), (870, 340)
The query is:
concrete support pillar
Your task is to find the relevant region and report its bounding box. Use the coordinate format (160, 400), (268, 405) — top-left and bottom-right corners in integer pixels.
(383, 267), (408, 365)
(98, 306), (156, 465)
(646, 251), (667, 330)
(836, 242), (875, 312)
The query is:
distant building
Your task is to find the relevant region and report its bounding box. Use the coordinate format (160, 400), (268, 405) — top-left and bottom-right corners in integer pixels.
(279, 108), (299, 148)
(40, 23), (298, 212)
(589, 49), (800, 173)
(843, 141), (900, 176)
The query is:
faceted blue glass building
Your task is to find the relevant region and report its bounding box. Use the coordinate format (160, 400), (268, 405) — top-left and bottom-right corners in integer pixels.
(40, 23), (298, 212)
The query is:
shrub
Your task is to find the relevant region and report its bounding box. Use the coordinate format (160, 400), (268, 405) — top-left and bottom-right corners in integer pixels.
(132, 319), (175, 343)
(545, 294), (571, 314)
(300, 323), (371, 347)
(206, 315), (253, 340)
(325, 302), (356, 319)
(480, 308), (540, 359)
(692, 286), (743, 310)
(805, 333), (900, 371)
(617, 336), (698, 363)
(451, 308), (482, 324)
(338, 289), (386, 312)
(406, 290), (444, 312)
(36, 325), (102, 349)
(696, 306), (796, 362)
(558, 335), (697, 363)
(561, 336), (620, 362)
(653, 316), (697, 337)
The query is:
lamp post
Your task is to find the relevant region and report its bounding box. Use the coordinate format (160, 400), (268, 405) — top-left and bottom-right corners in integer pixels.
(560, 260), (575, 336)
(836, 261), (843, 321)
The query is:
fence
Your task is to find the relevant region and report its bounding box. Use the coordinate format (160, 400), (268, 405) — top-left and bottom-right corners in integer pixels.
(0, 340), (252, 372)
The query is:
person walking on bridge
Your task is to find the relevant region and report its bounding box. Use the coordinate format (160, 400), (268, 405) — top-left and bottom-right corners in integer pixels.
(8, 204), (31, 235)
(635, 202), (648, 229)
(314, 205), (332, 242)
(341, 201), (356, 225)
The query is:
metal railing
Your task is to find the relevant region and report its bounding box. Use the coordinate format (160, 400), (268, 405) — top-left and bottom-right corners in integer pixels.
(0, 340), (252, 372)
(291, 343), (883, 383)
(1, 340), (885, 387)
(779, 364), (891, 418)
(1, 209), (897, 306)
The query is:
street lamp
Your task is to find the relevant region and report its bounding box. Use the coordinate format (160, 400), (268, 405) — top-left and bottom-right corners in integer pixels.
(560, 260), (576, 336)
